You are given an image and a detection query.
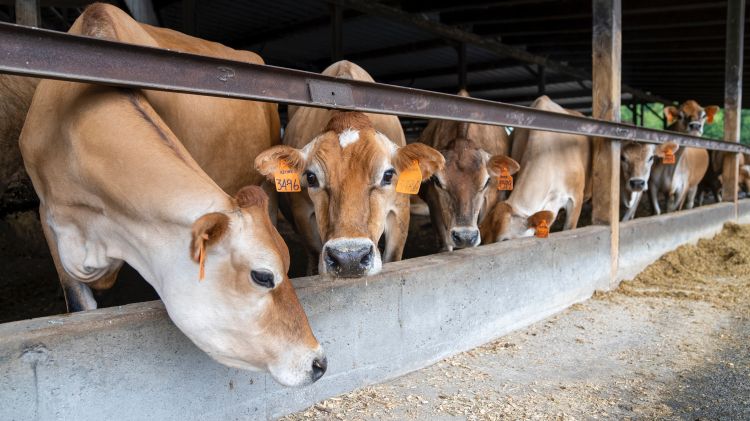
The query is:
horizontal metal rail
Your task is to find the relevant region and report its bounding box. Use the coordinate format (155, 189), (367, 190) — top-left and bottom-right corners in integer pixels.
(0, 22), (747, 154)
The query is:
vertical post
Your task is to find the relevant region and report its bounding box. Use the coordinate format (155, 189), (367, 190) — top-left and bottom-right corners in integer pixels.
(722, 0), (745, 215)
(331, 4), (344, 63)
(456, 42), (467, 91)
(14, 0), (39, 27)
(182, 0), (195, 35)
(591, 0), (621, 286)
(537, 65), (546, 96)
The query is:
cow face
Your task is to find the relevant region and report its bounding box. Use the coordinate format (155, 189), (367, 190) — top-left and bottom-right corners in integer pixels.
(173, 186), (325, 387)
(423, 138), (519, 250)
(257, 112), (444, 277)
(664, 100), (719, 136)
(479, 201), (554, 243)
(621, 141), (679, 193)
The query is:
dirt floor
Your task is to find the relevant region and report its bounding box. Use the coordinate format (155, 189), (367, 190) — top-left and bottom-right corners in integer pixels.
(283, 223), (750, 421)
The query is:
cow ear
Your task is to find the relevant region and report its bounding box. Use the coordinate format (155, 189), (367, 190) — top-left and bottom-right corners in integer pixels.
(655, 141), (680, 158)
(235, 185), (269, 209)
(488, 155), (520, 177)
(394, 143), (445, 180)
(740, 165), (750, 178)
(705, 105), (720, 124)
(254, 145), (305, 180)
(190, 212), (230, 262)
(664, 106), (680, 126)
(526, 210), (554, 229)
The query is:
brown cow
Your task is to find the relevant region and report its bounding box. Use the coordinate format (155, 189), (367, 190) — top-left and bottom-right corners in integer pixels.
(480, 96), (590, 242)
(257, 62), (443, 277)
(417, 90), (517, 250)
(21, 80), (325, 386)
(649, 101), (715, 213)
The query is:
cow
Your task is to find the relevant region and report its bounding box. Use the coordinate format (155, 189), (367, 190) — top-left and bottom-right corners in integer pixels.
(620, 141), (679, 221)
(417, 91), (517, 250)
(21, 80), (326, 387)
(256, 61), (444, 277)
(648, 101), (715, 214)
(479, 96), (590, 243)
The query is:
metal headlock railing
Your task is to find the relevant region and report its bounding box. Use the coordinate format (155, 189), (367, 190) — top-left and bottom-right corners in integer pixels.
(0, 22), (747, 154)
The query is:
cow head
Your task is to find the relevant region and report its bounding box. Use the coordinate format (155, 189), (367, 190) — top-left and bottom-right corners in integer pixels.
(170, 186), (325, 387)
(257, 112), (444, 277)
(479, 201), (554, 243)
(621, 141), (679, 193)
(664, 100), (719, 136)
(423, 138), (519, 250)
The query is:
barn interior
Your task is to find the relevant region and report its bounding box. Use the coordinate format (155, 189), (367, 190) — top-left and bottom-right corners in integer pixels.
(0, 0), (746, 323)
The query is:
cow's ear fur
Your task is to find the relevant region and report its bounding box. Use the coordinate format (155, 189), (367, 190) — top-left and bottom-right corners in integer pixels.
(664, 106), (680, 126)
(705, 105), (720, 124)
(190, 212), (230, 262)
(526, 210), (554, 229)
(488, 155), (520, 177)
(254, 145), (305, 180)
(394, 143), (445, 180)
(655, 141), (680, 158)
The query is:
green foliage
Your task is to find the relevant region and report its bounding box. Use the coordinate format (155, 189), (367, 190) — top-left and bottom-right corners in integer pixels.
(621, 103), (750, 145)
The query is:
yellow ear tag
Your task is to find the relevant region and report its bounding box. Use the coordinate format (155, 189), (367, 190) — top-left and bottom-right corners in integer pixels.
(535, 220), (549, 238)
(663, 149), (676, 165)
(274, 160), (301, 192)
(198, 239), (206, 281)
(497, 167), (513, 191)
(396, 160), (422, 195)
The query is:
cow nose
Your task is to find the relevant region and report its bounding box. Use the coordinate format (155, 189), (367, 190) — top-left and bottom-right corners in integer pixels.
(629, 178), (646, 191)
(311, 356), (327, 382)
(451, 228), (480, 248)
(688, 122), (702, 131)
(324, 244), (374, 277)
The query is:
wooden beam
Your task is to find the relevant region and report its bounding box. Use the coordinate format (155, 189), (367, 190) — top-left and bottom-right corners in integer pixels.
(591, 0), (621, 285)
(14, 0), (38, 26)
(722, 0), (745, 210)
(330, 3), (343, 62)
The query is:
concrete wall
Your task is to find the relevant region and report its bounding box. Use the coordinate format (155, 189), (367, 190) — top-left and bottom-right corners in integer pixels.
(2, 201), (747, 420)
(0, 226), (611, 421)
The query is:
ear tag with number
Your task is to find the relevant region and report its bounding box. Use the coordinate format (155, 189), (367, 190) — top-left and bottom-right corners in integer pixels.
(396, 160), (422, 195)
(535, 220), (549, 238)
(497, 167), (513, 191)
(663, 149), (676, 165)
(274, 160), (301, 192)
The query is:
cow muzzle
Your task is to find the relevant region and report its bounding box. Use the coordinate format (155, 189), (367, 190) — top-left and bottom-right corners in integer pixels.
(628, 178), (646, 192)
(450, 227), (480, 249)
(321, 237), (381, 277)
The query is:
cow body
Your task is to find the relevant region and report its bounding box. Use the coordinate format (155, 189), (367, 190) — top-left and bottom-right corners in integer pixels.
(620, 141), (678, 221)
(480, 96), (591, 242)
(418, 90), (516, 250)
(649, 101), (715, 214)
(256, 61), (443, 277)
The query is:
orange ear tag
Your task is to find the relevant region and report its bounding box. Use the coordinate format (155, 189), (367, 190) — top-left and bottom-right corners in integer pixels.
(198, 241), (206, 281)
(396, 160), (422, 195)
(663, 149), (676, 165)
(497, 167), (513, 191)
(274, 160), (301, 192)
(535, 220), (549, 238)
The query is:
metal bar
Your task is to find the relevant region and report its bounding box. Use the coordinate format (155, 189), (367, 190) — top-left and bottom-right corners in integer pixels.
(0, 22), (746, 154)
(330, 3), (343, 62)
(722, 0), (745, 207)
(14, 0), (38, 26)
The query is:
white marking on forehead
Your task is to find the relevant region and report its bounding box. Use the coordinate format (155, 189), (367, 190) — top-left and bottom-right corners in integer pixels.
(338, 129), (360, 148)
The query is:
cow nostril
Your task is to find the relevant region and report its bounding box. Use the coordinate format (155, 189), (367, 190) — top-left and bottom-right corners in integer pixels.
(325, 248), (339, 269)
(468, 230), (479, 244)
(360, 246), (373, 266)
(311, 356), (327, 381)
(250, 269), (275, 288)
(451, 231), (461, 244)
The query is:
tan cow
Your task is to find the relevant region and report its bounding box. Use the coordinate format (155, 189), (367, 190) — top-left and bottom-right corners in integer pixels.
(417, 90), (517, 250)
(620, 141), (679, 221)
(479, 96), (591, 242)
(648, 101), (715, 213)
(257, 61), (443, 277)
(21, 80), (325, 387)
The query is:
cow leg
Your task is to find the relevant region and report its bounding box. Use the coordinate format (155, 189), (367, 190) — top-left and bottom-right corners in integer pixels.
(563, 198), (583, 230)
(685, 186), (699, 210)
(649, 188), (662, 215)
(621, 191), (641, 222)
(383, 199), (410, 263)
(667, 189), (683, 213)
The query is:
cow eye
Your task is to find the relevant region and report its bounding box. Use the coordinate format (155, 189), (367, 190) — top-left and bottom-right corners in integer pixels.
(648, 155), (654, 162)
(482, 177), (491, 190)
(304, 171), (319, 188)
(431, 175), (443, 189)
(381, 168), (396, 186)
